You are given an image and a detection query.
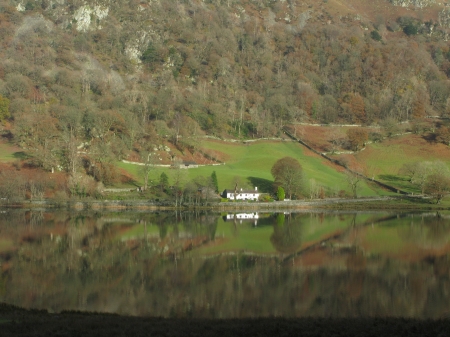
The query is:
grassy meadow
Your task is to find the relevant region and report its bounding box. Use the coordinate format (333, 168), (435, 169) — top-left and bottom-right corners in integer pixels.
(119, 139), (386, 197)
(352, 134), (450, 193)
(282, 126), (450, 196)
(5, 129), (450, 200)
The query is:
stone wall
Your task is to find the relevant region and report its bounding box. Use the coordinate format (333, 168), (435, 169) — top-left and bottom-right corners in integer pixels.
(389, 0), (436, 8)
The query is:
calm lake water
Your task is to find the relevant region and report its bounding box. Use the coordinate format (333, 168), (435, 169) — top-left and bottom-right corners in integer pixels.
(1, 209), (450, 319)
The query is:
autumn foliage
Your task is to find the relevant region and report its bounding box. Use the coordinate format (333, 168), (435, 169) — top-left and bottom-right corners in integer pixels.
(346, 128), (368, 151)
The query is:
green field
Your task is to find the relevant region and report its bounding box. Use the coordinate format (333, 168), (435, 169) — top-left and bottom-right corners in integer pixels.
(0, 142), (22, 162)
(0, 135), (410, 198)
(356, 143), (414, 176)
(353, 134), (450, 193)
(119, 140), (387, 197)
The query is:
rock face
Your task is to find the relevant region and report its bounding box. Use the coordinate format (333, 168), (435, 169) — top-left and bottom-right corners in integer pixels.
(73, 4), (109, 32)
(389, 0), (435, 7)
(439, 8), (450, 28)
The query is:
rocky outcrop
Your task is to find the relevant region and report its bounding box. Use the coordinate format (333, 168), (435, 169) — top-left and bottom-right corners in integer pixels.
(73, 4), (109, 32)
(439, 8), (450, 28)
(389, 0), (436, 8)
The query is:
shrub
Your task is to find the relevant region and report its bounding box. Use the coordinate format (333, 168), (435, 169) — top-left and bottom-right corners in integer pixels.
(369, 132), (383, 143)
(259, 194), (274, 202)
(338, 190), (347, 198)
(403, 23), (418, 36)
(411, 121), (428, 135)
(370, 30), (382, 41)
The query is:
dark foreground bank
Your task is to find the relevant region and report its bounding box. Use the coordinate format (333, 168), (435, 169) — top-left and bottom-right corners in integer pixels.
(1, 303), (449, 337)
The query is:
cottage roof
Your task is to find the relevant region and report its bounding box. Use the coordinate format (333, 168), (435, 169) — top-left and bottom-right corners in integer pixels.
(223, 189), (259, 194)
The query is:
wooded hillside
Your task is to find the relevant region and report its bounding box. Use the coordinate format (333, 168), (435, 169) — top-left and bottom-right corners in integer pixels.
(0, 0), (450, 185)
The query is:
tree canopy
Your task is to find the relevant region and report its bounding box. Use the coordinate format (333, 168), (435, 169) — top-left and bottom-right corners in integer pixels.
(347, 128), (368, 151)
(271, 157), (303, 200)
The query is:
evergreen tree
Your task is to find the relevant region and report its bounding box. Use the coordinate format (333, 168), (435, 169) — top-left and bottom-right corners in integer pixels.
(159, 172), (169, 191)
(277, 186), (285, 201)
(211, 171), (219, 193)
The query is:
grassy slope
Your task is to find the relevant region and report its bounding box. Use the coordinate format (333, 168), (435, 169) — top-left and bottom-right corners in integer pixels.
(354, 134), (450, 193)
(119, 140), (385, 197)
(356, 135), (450, 175)
(6, 129), (448, 199)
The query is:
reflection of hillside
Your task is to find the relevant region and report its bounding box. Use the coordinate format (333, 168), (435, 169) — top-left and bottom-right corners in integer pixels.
(396, 213), (450, 248)
(1, 211), (450, 319)
(3, 246), (450, 319)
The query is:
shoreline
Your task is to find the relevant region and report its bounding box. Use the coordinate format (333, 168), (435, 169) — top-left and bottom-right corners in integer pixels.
(0, 196), (446, 211)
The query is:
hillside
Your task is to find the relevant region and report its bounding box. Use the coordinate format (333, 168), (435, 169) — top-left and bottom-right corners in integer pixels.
(1, 0), (450, 199)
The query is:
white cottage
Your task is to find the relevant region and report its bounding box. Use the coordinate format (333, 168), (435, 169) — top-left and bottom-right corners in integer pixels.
(222, 187), (260, 201)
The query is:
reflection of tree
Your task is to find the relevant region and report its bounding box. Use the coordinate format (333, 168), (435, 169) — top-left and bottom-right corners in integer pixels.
(6, 210), (450, 319)
(270, 214), (302, 254)
(153, 212), (220, 243)
(158, 223), (168, 239)
(397, 214), (450, 247)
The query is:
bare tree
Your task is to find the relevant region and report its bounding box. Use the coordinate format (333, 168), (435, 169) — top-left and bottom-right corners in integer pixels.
(411, 161), (450, 194)
(140, 150), (158, 191)
(424, 172), (450, 204)
(63, 130), (80, 176)
(170, 161), (188, 206)
(398, 162), (421, 183)
(345, 171), (362, 198)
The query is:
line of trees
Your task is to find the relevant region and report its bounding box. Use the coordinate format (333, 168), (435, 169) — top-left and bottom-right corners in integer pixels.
(399, 160), (450, 202)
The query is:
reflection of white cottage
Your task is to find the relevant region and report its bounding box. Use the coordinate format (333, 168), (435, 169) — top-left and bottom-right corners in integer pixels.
(225, 213), (259, 226)
(222, 187), (260, 201)
(226, 213), (259, 220)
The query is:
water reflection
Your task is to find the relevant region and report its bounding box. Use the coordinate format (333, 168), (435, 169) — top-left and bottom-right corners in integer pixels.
(223, 213), (259, 226)
(0, 210), (450, 318)
(270, 213), (302, 254)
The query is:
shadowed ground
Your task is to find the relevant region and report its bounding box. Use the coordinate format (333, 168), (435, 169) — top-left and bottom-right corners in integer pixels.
(0, 303), (449, 337)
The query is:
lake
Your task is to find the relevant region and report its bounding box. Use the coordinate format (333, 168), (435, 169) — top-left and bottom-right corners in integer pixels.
(0, 209), (449, 319)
